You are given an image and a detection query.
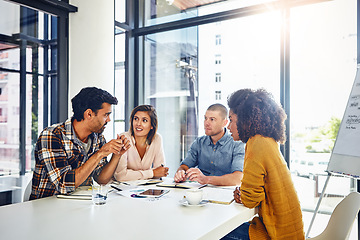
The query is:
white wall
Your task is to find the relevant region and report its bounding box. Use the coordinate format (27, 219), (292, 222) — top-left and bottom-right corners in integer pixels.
(69, 0), (115, 140)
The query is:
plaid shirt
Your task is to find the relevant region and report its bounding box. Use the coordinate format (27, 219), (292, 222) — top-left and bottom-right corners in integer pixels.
(30, 119), (108, 200)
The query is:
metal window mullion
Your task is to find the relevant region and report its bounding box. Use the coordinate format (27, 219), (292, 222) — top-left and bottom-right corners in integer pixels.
(43, 14), (49, 127)
(19, 39), (27, 176)
(132, 0), (329, 37)
(50, 16), (58, 124)
(280, 8), (290, 168)
(357, 1), (360, 239)
(57, 15), (68, 122)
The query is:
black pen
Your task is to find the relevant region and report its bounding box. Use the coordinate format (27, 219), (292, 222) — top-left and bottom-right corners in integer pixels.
(160, 164), (165, 180)
(111, 185), (122, 191)
(198, 184), (208, 189)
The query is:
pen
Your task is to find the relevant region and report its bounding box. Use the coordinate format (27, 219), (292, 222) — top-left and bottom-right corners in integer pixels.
(110, 185), (122, 191)
(130, 194), (146, 198)
(207, 198), (235, 205)
(160, 164), (165, 180)
(198, 184), (208, 189)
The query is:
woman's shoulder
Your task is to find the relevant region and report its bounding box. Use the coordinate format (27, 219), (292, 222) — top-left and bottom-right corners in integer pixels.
(248, 135), (277, 149)
(153, 133), (162, 142)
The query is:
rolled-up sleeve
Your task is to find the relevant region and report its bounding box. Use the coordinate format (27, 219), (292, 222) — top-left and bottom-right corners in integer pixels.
(91, 135), (108, 182)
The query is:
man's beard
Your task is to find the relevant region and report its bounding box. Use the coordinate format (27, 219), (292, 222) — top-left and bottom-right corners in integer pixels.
(97, 123), (107, 133)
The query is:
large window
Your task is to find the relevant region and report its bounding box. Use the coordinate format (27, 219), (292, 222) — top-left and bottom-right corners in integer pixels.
(141, 10), (281, 175)
(0, 0), (75, 205)
(123, 0), (358, 237)
(143, 27), (199, 174)
(0, 2), (56, 175)
(114, 32), (126, 134)
(290, 0), (357, 237)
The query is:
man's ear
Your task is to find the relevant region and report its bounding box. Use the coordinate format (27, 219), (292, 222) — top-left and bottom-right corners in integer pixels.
(223, 119), (229, 127)
(84, 109), (93, 120)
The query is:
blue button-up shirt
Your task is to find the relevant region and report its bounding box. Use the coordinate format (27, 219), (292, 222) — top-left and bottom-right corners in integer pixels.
(181, 128), (245, 176)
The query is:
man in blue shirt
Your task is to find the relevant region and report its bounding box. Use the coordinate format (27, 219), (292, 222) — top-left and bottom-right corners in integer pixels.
(174, 104), (245, 186)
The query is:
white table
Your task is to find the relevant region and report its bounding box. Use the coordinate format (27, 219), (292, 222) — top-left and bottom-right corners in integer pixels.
(0, 182), (255, 240)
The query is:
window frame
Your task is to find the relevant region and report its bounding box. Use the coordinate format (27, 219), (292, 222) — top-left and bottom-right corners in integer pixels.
(125, 0), (331, 167)
(1, 0), (77, 175)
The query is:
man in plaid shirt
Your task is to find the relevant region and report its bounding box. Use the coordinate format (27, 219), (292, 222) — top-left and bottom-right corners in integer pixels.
(30, 87), (130, 199)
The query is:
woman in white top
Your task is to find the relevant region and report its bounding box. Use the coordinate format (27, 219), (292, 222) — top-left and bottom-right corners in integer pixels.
(114, 105), (169, 181)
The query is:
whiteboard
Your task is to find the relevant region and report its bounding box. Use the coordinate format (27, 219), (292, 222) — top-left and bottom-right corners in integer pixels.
(327, 67), (360, 177)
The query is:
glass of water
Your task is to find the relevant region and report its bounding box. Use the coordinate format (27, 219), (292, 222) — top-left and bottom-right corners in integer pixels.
(92, 183), (109, 205)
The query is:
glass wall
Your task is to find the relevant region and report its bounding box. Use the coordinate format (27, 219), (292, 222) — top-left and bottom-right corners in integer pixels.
(142, 6), (281, 176)
(143, 27), (198, 174)
(0, 0), (57, 176)
(129, 0), (358, 237)
(114, 32), (126, 134)
(290, 0), (357, 237)
(142, 0), (274, 26)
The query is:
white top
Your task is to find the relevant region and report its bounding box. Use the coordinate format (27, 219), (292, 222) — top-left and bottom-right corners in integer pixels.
(114, 131), (165, 181)
(0, 181), (255, 240)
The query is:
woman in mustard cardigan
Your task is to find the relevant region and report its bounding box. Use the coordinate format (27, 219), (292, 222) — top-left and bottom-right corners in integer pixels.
(222, 89), (305, 240)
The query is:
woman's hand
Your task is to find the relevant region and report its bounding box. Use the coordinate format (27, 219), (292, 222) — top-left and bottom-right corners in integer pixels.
(153, 165), (169, 178)
(233, 186), (242, 204)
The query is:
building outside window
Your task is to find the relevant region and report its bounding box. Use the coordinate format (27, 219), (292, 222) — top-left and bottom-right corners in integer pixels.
(0, 1), (53, 175)
(215, 54), (221, 64)
(215, 90), (221, 100)
(215, 72), (221, 83)
(0, 0), (73, 205)
(134, 0), (358, 237)
(215, 34), (221, 45)
(114, 32), (126, 134)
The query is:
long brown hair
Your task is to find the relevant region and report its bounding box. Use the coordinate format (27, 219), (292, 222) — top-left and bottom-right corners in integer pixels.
(129, 105), (158, 144)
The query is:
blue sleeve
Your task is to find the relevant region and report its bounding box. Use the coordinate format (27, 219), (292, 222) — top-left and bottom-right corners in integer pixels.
(231, 141), (245, 172)
(181, 139), (200, 168)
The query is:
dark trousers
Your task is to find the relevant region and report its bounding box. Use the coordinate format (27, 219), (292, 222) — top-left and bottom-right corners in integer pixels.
(221, 222), (250, 240)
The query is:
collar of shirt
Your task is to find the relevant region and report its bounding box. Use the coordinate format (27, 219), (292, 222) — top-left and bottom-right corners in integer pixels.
(66, 118), (99, 153)
(205, 128), (230, 147)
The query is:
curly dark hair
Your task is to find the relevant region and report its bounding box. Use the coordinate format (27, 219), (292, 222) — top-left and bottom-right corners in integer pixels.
(227, 88), (287, 144)
(71, 87), (118, 122)
(130, 105), (158, 144)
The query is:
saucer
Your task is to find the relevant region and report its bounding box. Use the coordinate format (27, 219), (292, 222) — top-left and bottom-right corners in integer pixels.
(179, 199), (208, 207)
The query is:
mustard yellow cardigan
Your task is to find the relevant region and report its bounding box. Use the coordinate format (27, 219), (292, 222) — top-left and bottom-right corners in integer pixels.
(241, 135), (305, 239)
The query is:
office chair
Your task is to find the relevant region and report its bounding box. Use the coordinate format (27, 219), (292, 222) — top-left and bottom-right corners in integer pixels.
(23, 180), (32, 202)
(307, 192), (360, 240)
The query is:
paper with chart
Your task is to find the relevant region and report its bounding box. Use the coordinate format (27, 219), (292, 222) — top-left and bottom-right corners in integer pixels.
(327, 68), (360, 177)
(332, 70), (360, 157)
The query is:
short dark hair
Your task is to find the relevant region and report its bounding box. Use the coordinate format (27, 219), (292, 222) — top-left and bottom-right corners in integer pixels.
(227, 88), (287, 144)
(129, 105), (158, 144)
(71, 87), (118, 121)
(207, 103), (228, 119)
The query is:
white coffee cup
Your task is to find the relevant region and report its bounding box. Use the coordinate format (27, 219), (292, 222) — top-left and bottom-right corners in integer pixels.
(185, 189), (203, 205)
